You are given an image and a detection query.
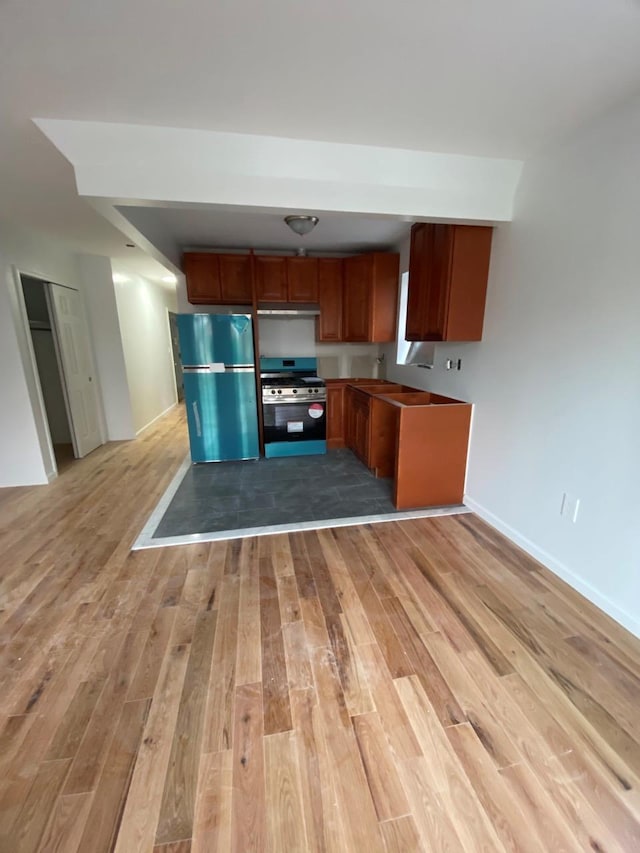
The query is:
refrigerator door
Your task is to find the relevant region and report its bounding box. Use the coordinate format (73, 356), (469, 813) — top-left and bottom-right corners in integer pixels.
(177, 313), (254, 367)
(183, 369), (259, 462)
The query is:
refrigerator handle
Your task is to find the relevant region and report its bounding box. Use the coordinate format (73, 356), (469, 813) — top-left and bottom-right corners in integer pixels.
(192, 400), (202, 437)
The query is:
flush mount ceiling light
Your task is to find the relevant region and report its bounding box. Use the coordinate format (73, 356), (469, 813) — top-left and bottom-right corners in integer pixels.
(284, 215), (319, 236)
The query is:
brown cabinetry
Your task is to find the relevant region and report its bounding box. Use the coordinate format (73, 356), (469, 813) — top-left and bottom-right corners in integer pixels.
(350, 390), (371, 465)
(184, 253), (222, 303)
(316, 259), (343, 341)
(406, 223), (493, 342)
(317, 252), (399, 343)
(326, 384), (345, 450)
(184, 252), (252, 304)
(218, 254), (252, 303)
(255, 256), (288, 302)
(343, 253), (399, 343)
(287, 257), (318, 302)
(255, 256), (319, 303)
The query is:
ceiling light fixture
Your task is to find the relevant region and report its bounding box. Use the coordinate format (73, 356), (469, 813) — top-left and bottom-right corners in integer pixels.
(284, 215), (319, 236)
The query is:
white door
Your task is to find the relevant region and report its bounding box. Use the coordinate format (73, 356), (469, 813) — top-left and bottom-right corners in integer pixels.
(48, 283), (102, 458)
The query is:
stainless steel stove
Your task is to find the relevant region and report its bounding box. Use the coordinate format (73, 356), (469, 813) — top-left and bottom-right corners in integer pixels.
(259, 358), (327, 458)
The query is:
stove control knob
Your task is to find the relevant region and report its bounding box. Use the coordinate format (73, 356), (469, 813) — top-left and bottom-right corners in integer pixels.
(293, 388), (298, 394)
(271, 389), (276, 395)
(277, 389), (282, 394)
(308, 388), (312, 393)
(314, 388), (318, 393)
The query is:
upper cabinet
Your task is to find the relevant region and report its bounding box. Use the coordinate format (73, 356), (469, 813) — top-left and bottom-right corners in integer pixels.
(183, 253), (222, 303)
(218, 254), (252, 303)
(255, 256), (288, 301)
(255, 256), (319, 303)
(287, 257), (318, 302)
(184, 253), (252, 304)
(316, 258), (343, 341)
(184, 249), (400, 343)
(405, 224), (493, 342)
(316, 253), (399, 343)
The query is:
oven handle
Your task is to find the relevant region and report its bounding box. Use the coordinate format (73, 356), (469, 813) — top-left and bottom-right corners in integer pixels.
(262, 398), (327, 405)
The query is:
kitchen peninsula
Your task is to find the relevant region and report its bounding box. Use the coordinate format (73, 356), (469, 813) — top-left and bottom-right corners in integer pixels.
(325, 378), (471, 509)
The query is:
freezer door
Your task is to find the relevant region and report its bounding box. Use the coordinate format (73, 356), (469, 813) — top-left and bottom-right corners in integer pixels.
(183, 370), (259, 462)
(177, 314), (254, 367)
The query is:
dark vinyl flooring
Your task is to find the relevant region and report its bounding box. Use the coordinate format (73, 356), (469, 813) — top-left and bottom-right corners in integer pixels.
(153, 449), (403, 538)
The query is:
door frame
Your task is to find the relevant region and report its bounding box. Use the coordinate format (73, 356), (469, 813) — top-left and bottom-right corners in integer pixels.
(9, 265), (105, 481)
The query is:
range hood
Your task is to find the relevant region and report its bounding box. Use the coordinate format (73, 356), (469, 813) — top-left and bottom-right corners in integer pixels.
(257, 304), (320, 317)
(403, 341), (436, 368)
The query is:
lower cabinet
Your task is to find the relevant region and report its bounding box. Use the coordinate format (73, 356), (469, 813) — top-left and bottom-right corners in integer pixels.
(326, 385), (345, 449)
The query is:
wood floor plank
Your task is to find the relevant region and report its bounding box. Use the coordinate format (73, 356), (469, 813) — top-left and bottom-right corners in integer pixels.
(235, 538), (261, 686)
(64, 630), (147, 795)
(113, 643), (190, 853)
(192, 750), (232, 853)
(264, 730), (308, 852)
(379, 815), (422, 852)
(351, 711), (410, 821)
(202, 572), (240, 752)
(37, 791), (92, 853)
(231, 682), (266, 853)
(156, 610), (217, 846)
(355, 641), (422, 761)
(76, 697), (151, 853)
(1, 406), (639, 852)
(290, 687), (344, 853)
(259, 552), (293, 735)
(1, 758), (71, 853)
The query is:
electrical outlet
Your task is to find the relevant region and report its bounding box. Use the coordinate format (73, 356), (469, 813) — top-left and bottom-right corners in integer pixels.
(560, 492), (580, 523)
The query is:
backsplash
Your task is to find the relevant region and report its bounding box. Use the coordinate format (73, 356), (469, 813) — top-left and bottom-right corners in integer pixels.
(258, 317), (382, 378)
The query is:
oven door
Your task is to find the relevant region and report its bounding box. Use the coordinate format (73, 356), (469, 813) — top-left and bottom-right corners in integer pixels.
(263, 398), (326, 444)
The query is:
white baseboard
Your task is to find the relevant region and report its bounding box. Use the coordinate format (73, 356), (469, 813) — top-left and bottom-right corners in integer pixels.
(463, 495), (640, 640)
(46, 469), (57, 483)
(135, 402), (178, 436)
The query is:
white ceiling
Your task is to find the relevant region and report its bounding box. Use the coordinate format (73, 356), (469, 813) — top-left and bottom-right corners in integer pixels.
(118, 205), (413, 260)
(2, 0), (640, 272)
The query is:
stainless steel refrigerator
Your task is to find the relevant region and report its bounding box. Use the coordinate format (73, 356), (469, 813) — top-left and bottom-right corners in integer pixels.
(177, 314), (259, 462)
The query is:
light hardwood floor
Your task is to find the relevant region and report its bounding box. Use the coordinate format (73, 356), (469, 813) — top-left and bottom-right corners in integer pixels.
(1, 406), (639, 852)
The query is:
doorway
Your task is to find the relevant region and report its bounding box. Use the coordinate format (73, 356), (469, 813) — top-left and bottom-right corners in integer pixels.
(20, 275), (102, 471)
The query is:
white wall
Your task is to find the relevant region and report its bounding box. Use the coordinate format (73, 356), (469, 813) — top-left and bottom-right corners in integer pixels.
(0, 220), (141, 485)
(387, 96), (640, 637)
(0, 222), (89, 484)
(78, 254), (135, 440)
(259, 317), (382, 379)
(114, 273), (178, 434)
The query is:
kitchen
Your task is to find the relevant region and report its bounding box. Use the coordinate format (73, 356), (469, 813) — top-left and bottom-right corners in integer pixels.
(138, 215), (493, 545)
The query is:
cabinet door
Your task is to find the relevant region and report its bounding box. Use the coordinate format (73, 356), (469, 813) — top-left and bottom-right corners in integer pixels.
(353, 398), (370, 465)
(405, 224), (430, 340)
(316, 259), (343, 341)
(287, 257), (318, 302)
(326, 385), (345, 448)
(218, 254), (252, 303)
(255, 256), (288, 301)
(343, 255), (371, 341)
(405, 224), (452, 341)
(184, 253), (222, 304)
(424, 225), (453, 339)
(345, 387), (355, 450)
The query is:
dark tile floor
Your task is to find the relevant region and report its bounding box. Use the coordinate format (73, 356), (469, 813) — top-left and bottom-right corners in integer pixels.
(153, 449), (402, 538)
